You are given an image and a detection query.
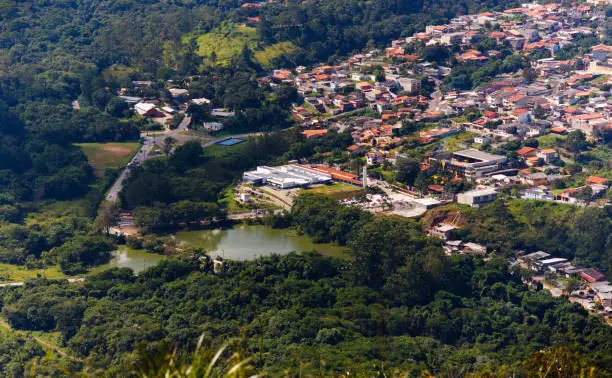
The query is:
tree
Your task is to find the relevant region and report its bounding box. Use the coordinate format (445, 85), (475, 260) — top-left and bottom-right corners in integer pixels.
(565, 130), (587, 159)
(395, 157), (420, 186)
(571, 186), (593, 203)
(169, 140), (204, 172)
(163, 136), (176, 156)
(522, 67), (537, 84)
(373, 66), (386, 82)
(533, 105), (546, 119)
(414, 171), (430, 193)
(562, 277), (580, 295)
(105, 97), (130, 118)
(95, 201), (120, 234)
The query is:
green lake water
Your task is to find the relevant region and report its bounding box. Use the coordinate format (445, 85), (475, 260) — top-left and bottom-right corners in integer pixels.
(92, 247), (166, 274)
(175, 225), (348, 260)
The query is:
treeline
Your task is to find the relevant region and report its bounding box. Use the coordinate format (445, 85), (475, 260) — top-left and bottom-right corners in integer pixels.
(133, 201), (223, 233)
(1, 198), (611, 375)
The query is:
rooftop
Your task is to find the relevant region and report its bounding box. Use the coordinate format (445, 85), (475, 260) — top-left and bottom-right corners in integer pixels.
(453, 148), (506, 162)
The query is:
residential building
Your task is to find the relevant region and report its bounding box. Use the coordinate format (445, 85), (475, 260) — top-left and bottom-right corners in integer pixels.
(457, 187), (498, 207)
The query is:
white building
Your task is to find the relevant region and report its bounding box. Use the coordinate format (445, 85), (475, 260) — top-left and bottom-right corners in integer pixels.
(457, 187), (498, 207)
(243, 165), (333, 189)
(397, 78), (421, 94)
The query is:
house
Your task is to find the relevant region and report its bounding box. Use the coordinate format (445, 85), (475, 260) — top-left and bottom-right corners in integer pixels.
(463, 242), (487, 255)
(211, 109), (235, 118)
(521, 172), (548, 186)
(396, 78), (421, 94)
(580, 268), (605, 283)
(190, 98), (212, 106)
(441, 32), (464, 45)
(134, 102), (165, 117)
(239, 192), (251, 203)
(457, 187), (498, 207)
(168, 88), (189, 99)
(521, 187), (554, 201)
(202, 122), (224, 131)
(517, 146), (538, 158)
(133, 80), (153, 87)
(549, 126), (567, 134)
(474, 136), (491, 145)
(429, 224), (457, 240)
(586, 176), (608, 186)
(302, 129), (328, 138)
(536, 148), (557, 163)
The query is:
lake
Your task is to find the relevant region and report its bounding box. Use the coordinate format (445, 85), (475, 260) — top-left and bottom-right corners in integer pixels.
(92, 247), (166, 274)
(175, 225), (348, 260)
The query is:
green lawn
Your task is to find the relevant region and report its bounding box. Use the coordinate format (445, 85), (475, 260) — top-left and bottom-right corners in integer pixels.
(75, 142), (140, 177)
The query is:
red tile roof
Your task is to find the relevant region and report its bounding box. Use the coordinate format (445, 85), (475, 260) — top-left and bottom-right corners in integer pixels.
(586, 176), (608, 185)
(517, 147), (537, 156)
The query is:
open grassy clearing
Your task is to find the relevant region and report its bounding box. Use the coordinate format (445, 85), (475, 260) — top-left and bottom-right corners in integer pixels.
(25, 200), (89, 227)
(0, 263), (65, 282)
(304, 182), (364, 200)
(75, 142), (140, 177)
(186, 23), (296, 67)
(101, 64), (138, 81)
(439, 131), (478, 152)
(536, 133), (567, 148)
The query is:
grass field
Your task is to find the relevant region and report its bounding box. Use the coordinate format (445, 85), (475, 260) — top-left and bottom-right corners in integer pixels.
(0, 263), (65, 282)
(75, 142), (140, 177)
(304, 182), (364, 200)
(187, 23), (296, 67)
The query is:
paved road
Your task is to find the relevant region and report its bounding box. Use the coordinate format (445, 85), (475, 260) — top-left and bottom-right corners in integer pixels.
(177, 114), (192, 131)
(106, 136), (157, 202)
(105, 124), (265, 203)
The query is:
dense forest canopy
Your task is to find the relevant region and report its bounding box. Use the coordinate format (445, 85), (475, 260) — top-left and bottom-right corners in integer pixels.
(1, 195), (611, 376)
